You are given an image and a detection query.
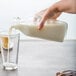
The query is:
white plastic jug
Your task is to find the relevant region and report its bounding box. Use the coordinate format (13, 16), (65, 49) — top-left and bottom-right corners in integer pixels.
(10, 20), (68, 42)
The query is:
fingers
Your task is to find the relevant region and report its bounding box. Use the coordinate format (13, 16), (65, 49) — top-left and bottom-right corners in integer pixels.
(38, 5), (58, 30)
(38, 22), (44, 30)
(38, 2), (63, 30)
(38, 18), (46, 30)
(50, 12), (61, 19)
(33, 9), (47, 23)
(34, 1), (62, 30)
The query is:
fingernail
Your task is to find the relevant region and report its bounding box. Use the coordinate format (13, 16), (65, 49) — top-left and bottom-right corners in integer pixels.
(37, 26), (41, 30)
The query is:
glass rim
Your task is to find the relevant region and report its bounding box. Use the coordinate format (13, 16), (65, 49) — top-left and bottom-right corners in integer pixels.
(0, 30), (20, 37)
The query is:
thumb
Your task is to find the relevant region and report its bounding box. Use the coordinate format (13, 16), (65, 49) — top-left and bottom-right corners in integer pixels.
(38, 17), (46, 30)
(38, 11), (54, 30)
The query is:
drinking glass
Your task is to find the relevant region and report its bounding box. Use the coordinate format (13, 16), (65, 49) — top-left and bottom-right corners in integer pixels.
(0, 31), (20, 70)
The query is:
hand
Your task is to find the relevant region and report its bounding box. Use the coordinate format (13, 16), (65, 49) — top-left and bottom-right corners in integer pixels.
(34, 0), (76, 30)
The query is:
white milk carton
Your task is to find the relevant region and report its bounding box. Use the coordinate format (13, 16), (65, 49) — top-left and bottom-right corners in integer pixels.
(10, 20), (68, 42)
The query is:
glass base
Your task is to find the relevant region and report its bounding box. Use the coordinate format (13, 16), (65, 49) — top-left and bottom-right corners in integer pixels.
(3, 62), (18, 70)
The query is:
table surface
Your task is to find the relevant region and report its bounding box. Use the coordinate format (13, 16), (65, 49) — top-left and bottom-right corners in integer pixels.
(0, 40), (76, 76)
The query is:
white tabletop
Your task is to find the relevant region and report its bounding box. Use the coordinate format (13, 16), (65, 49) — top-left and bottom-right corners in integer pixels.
(0, 40), (76, 76)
